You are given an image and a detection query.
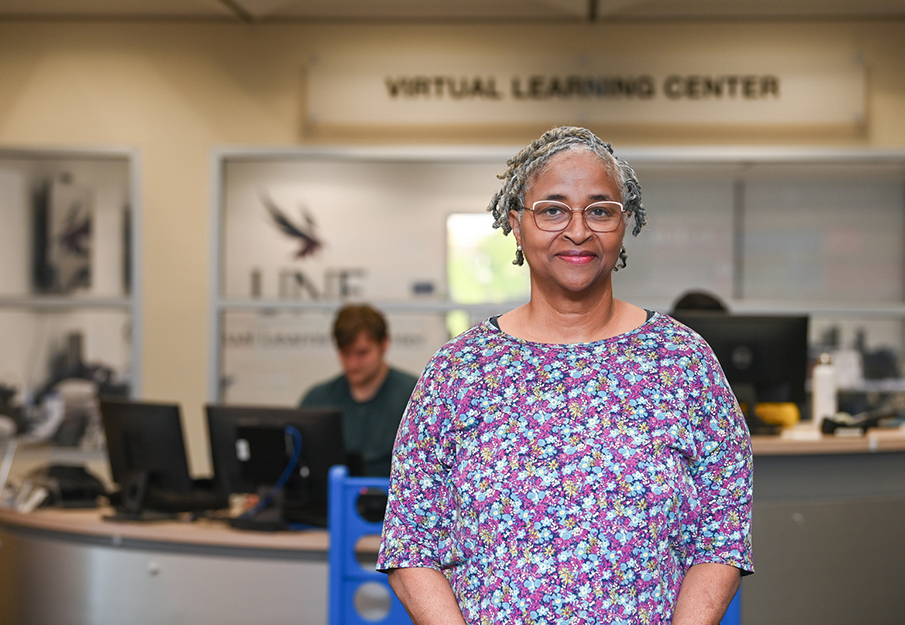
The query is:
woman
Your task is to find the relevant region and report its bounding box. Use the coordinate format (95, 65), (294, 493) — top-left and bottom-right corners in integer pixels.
(377, 126), (753, 624)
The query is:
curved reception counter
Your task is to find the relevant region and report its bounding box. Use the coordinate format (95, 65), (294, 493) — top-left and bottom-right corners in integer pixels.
(1, 429), (904, 625)
(745, 430), (905, 625)
(0, 508), (333, 625)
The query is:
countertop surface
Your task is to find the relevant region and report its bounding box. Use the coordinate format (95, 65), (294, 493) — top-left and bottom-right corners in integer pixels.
(751, 426), (905, 455)
(0, 506), (333, 551)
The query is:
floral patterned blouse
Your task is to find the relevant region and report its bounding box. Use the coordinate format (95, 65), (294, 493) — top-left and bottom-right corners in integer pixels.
(377, 313), (753, 624)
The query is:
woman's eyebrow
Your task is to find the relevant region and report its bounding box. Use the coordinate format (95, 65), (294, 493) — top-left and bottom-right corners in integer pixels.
(541, 191), (615, 202)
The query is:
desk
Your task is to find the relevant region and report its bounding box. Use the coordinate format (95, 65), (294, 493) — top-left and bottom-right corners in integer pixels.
(745, 429), (905, 625)
(0, 508), (334, 625)
(3, 431), (905, 625)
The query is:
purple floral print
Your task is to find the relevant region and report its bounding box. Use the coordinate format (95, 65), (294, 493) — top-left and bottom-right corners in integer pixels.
(378, 313), (753, 624)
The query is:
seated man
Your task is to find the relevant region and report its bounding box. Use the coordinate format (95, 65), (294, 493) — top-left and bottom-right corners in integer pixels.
(299, 304), (418, 477)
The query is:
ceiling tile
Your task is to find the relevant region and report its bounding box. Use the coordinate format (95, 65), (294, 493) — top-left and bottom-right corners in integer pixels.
(0, 0), (902, 20)
(0, 0), (233, 18)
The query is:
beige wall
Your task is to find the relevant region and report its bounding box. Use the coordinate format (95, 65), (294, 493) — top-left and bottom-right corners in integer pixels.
(2, 19), (904, 471)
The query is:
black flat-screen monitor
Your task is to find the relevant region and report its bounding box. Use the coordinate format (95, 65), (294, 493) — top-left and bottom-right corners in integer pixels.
(205, 404), (345, 528)
(670, 313), (809, 427)
(100, 400), (227, 518)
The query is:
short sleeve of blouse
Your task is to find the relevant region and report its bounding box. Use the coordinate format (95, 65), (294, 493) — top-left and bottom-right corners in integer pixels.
(377, 349), (458, 572)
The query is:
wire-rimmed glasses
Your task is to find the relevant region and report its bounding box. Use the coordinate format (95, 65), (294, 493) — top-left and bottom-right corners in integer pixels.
(525, 200), (626, 233)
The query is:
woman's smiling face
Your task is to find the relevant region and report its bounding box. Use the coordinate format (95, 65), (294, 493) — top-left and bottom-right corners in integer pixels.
(509, 148), (627, 297)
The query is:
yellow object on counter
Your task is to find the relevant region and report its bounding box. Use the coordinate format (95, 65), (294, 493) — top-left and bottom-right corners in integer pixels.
(754, 402), (801, 428)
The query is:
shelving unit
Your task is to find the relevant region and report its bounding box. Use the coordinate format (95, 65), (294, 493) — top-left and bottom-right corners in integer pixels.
(0, 147), (142, 412)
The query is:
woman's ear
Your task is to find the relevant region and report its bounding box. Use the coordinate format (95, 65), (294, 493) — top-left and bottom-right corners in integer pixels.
(508, 209), (522, 246)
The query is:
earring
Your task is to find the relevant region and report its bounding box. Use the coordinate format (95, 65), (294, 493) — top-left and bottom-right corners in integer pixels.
(512, 244), (524, 266)
(613, 246), (627, 272)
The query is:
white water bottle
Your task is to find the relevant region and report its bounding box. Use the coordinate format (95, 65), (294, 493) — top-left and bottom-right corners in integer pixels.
(811, 353), (837, 430)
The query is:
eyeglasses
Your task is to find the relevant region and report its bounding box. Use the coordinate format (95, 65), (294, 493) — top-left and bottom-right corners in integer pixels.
(525, 200), (626, 233)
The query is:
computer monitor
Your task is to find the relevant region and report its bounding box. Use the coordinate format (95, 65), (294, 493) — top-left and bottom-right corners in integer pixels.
(670, 313), (809, 429)
(99, 400), (227, 518)
(205, 404), (345, 528)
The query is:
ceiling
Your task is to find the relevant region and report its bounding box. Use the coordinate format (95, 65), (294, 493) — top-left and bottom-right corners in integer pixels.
(0, 0), (904, 22)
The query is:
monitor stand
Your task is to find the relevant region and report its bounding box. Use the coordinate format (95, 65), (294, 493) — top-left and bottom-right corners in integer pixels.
(103, 472), (229, 523)
(104, 471), (180, 522)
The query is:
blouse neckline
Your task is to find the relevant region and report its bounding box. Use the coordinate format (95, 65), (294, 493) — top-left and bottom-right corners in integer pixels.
(486, 309), (659, 348)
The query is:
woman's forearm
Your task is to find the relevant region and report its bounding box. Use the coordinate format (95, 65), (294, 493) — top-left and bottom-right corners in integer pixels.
(386, 567), (468, 625)
(672, 562), (742, 625)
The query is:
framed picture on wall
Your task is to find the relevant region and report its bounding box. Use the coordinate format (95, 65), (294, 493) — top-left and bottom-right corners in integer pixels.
(33, 176), (93, 293)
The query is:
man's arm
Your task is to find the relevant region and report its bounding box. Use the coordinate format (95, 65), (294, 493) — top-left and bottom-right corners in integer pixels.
(672, 562), (742, 625)
(386, 567), (468, 625)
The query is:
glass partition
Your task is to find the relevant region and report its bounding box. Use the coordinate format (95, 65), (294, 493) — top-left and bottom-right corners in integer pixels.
(212, 148), (905, 414)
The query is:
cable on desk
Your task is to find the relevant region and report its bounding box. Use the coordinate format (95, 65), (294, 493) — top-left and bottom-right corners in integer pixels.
(238, 425), (302, 520)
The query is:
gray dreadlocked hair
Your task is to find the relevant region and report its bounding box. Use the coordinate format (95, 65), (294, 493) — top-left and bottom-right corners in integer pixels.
(486, 126), (647, 267)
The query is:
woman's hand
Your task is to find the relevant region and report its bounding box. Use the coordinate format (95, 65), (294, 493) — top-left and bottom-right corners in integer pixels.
(672, 562), (742, 625)
(386, 567), (468, 625)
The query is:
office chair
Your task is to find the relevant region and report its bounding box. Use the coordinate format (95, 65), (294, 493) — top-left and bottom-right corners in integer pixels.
(328, 465), (410, 624)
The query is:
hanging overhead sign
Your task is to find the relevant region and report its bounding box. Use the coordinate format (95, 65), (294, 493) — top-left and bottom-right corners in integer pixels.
(305, 52), (865, 128)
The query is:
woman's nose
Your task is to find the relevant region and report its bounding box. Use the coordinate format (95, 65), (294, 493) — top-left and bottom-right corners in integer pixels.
(563, 209), (593, 241)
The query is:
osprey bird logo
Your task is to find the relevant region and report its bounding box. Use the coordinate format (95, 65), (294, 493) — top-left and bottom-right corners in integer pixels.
(58, 201), (91, 257)
(262, 194), (323, 259)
